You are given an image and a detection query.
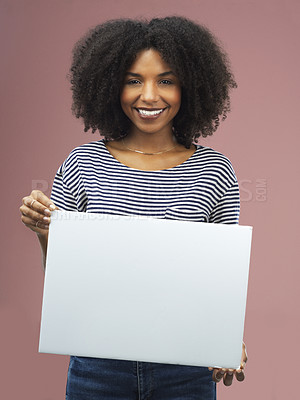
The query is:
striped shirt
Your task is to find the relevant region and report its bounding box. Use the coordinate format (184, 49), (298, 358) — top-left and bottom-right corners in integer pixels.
(50, 139), (240, 224)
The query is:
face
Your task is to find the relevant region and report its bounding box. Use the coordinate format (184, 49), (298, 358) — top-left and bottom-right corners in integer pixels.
(120, 49), (181, 137)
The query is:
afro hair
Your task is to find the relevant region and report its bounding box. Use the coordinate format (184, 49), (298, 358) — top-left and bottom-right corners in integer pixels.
(69, 16), (237, 148)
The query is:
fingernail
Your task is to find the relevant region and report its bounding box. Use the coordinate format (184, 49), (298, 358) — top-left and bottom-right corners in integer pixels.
(43, 216), (50, 223)
(49, 204), (56, 210)
(44, 208), (51, 216)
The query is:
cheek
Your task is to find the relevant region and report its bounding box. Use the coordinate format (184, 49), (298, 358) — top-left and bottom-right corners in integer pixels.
(172, 88), (181, 111)
(120, 91), (130, 116)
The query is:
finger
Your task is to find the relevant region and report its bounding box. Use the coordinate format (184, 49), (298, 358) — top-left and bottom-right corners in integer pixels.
(22, 192), (58, 216)
(242, 341), (248, 365)
(22, 195), (48, 215)
(20, 203), (51, 223)
(21, 214), (49, 232)
(223, 369), (234, 386)
(240, 360), (246, 370)
(212, 368), (225, 383)
(235, 369), (245, 382)
(31, 189), (58, 209)
(239, 357), (247, 371)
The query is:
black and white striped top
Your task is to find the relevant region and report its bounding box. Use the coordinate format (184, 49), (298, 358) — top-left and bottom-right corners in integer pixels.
(50, 139), (240, 224)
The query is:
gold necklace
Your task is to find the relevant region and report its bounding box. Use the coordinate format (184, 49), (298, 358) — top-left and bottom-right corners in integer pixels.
(122, 138), (178, 155)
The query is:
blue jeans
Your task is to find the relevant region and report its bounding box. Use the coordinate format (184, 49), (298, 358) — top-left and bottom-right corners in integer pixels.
(66, 356), (216, 400)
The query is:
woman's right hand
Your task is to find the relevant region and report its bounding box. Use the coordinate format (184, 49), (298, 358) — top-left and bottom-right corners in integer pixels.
(20, 190), (59, 235)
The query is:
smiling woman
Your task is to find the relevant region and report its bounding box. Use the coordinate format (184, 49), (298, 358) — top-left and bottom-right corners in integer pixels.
(20, 16), (246, 400)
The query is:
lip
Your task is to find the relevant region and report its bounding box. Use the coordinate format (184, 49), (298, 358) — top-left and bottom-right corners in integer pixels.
(136, 107), (166, 111)
(134, 107), (167, 120)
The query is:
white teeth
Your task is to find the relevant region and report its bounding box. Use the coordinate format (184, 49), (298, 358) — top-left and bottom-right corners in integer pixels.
(137, 108), (164, 116)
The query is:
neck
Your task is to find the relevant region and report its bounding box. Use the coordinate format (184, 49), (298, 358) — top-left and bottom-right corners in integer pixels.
(124, 129), (178, 153)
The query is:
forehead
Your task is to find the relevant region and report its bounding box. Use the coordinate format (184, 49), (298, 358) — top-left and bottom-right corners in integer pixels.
(127, 49), (173, 74)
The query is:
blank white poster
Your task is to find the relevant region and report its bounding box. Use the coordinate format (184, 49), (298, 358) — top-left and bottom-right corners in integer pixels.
(39, 210), (252, 369)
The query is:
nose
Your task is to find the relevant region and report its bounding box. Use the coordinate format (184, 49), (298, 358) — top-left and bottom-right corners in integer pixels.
(140, 82), (159, 103)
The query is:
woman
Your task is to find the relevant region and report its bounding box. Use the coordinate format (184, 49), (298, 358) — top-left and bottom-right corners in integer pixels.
(20, 16), (247, 399)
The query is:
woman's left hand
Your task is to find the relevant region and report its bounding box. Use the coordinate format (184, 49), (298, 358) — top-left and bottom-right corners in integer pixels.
(208, 342), (248, 386)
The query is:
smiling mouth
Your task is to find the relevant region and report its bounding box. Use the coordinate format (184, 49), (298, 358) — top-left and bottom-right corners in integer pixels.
(135, 107), (167, 117)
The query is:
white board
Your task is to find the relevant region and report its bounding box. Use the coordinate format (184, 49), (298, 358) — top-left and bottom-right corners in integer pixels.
(39, 210), (252, 369)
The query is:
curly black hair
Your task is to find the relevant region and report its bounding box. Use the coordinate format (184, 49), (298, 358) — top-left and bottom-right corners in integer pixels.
(69, 16), (237, 148)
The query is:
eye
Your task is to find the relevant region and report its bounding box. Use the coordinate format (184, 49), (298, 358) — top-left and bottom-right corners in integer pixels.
(126, 79), (141, 85)
(160, 79), (173, 85)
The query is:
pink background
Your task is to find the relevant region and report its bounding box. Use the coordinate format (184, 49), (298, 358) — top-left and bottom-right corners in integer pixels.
(1, 0), (299, 399)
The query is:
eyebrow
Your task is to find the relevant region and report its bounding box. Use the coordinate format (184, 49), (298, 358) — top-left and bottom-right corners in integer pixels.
(125, 71), (176, 77)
